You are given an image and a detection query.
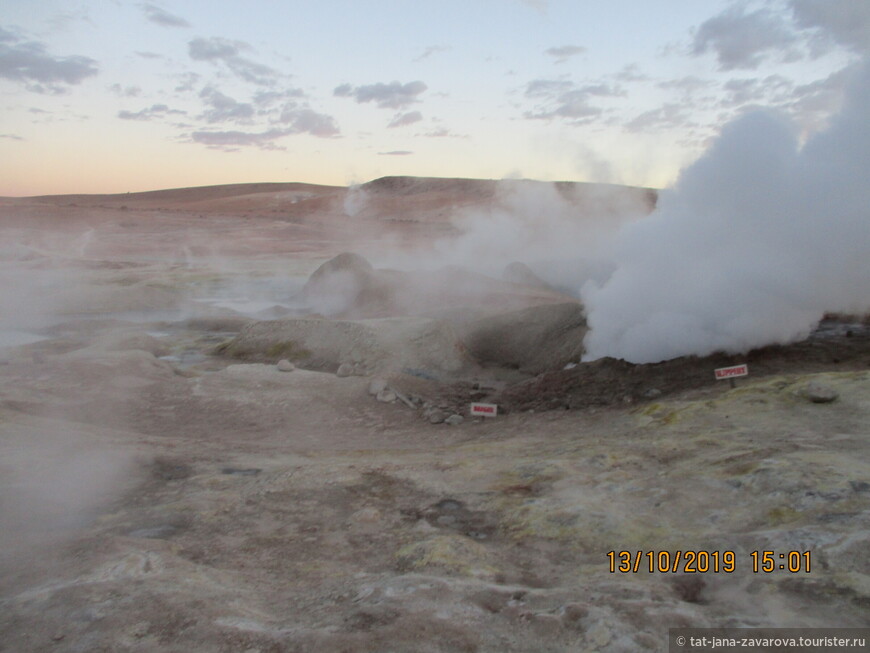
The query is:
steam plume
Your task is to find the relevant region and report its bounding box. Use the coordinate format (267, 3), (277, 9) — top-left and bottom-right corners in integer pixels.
(582, 61), (870, 363)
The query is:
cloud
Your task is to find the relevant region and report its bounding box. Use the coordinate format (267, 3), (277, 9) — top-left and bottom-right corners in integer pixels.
(421, 127), (452, 137)
(613, 63), (648, 82)
(544, 45), (586, 63)
(791, 0), (870, 54)
(189, 37), (241, 61)
(47, 8), (93, 32)
(135, 51), (163, 60)
(519, 0), (547, 12)
(0, 26), (97, 92)
(387, 110), (423, 128)
(253, 88), (305, 108)
(523, 78), (623, 122)
(420, 127), (467, 138)
(378, 150), (413, 156)
(658, 75), (715, 97)
(277, 106), (340, 137)
(625, 103), (695, 133)
(189, 100), (338, 147)
(334, 80), (427, 109)
(118, 103), (185, 121)
(108, 83), (141, 97)
(414, 45), (449, 62)
(720, 74), (794, 108)
(191, 128), (289, 151)
(691, 5), (800, 70)
(199, 86), (254, 123)
(0, 133), (24, 140)
(525, 78), (573, 97)
(174, 71), (200, 93)
(188, 37), (280, 85)
(140, 3), (191, 28)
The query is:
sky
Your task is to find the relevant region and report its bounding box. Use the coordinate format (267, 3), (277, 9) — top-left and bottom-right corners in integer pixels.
(0, 0), (866, 195)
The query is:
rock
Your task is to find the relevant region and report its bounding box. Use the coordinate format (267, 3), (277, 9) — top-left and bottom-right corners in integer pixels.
(413, 519), (438, 533)
(671, 575), (706, 603)
(129, 622), (150, 638)
(336, 362), (354, 377)
(525, 612), (563, 636)
(460, 302), (587, 374)
(349, 507), (382, 524)
(445, 414), (464, 426)
(221, 467), (262, 476)
(94, 332), (171, 357)
(392, 388), (416, 409)
(221, 316), (470, 375)
(376, 389), (397, 403)
(305, 252), (373, 286)
(395, 534), (495, 578)
(804, 382), (838, 403)
(428, 409), (448, 424)
(561, 603), (588, 623)
(129, 525), (177, 539)
(586, 623), (612, 648)
(643, 388), (662, 398)
(276, 359), (295, 372)
(368, 378), (388, 396)
(502, 261), (551, 289)
(301, 252), (388, 316)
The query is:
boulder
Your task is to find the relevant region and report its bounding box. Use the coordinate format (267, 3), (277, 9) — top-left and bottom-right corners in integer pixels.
(501, 262), (551, 289)
(88, 332), (171, 358)
(302, 252), (393, 316)
(459, 302), (587, 374)
(220, 315), (471, 377)
(301, 253), (577, 319)
(368, 378), (388, 396)
(804, 382), (839, 404)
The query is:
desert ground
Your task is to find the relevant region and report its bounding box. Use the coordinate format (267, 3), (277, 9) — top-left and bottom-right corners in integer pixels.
(0, 178), (868, 653)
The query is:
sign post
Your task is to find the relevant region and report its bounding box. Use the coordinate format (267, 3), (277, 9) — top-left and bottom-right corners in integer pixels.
(470, 402), (498, 418)
(714, 363), (748, 388)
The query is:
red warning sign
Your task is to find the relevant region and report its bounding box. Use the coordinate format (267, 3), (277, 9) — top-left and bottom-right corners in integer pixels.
(714, 364), (748, 380)
(470, 402), (498, 417)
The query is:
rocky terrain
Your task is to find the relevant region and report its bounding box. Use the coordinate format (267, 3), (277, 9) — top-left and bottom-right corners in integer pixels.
(0, 178), (868, 652)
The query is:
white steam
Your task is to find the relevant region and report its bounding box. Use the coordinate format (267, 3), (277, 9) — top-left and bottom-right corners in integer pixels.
(0, 427), (134, 554)
(371, 179), (649, 290)
(582, 61), (870, 363)
(433, 180), (639, 277)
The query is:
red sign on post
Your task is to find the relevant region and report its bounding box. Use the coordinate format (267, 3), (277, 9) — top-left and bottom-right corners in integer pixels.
(714, 364), (748, 380)
(470, 402), (498, 417)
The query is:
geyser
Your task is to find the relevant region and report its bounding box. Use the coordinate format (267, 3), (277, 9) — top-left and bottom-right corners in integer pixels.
(581, 60), (870, 363)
